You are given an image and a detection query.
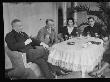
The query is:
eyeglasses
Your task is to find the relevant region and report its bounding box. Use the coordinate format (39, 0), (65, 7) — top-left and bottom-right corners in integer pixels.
(48, 24), (55, 27)
(89, 21), (94, 22)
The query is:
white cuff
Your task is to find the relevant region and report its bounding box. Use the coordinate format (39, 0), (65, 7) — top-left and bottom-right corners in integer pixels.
(40, 42), (44, 46)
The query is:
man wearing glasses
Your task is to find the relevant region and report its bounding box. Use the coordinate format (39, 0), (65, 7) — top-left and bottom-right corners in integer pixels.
(37, 19), (58, 47)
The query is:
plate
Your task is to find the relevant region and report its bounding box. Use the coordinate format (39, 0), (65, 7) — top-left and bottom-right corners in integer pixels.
(67, 42), (75, 45)
(89, 41), (101, 45)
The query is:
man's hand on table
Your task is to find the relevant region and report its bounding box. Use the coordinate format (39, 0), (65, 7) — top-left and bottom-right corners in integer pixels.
(40, 42), (54, 51)
(40, 42), (49, 49)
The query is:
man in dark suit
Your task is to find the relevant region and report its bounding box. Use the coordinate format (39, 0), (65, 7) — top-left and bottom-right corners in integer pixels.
(83, 17), (108, 39)
(5, 19), (55, 79)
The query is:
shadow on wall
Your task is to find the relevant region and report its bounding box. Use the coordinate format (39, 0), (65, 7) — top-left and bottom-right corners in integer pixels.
(4, 2), (58, 38)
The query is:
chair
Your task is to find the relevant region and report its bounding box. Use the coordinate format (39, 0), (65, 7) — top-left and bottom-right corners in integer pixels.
(5, 46), (42, 79)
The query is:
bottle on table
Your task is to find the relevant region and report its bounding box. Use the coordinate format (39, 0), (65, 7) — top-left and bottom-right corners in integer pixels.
(76, 32), (80, 37)
(80, 33), (83, 38)
(87, 32), (91, 38)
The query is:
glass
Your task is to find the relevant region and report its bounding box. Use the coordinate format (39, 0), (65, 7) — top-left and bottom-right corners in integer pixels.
(65, 35), (68, 40)
(69, 36), (73, 39)
(95, 33), (99, 38)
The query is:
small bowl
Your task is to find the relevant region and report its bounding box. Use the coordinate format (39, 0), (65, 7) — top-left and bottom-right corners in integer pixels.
(67, 42), (75, 45)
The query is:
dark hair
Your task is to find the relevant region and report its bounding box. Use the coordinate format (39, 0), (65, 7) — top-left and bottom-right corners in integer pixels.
(46, 19), (54, 24)
(88, 17), (95, 21)
(11, 19), (21, 27)
(67, 18), (74, 25)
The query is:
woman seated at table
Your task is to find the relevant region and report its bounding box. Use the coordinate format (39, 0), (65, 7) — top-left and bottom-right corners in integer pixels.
(61, 18), (79, 41)
(89, 36), (110, 77)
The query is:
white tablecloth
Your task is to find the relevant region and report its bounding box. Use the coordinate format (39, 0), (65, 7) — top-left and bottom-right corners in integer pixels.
(48, 37), (105, 75)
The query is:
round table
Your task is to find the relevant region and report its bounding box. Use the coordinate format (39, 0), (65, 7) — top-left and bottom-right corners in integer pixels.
(48, 37), (105, 78)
